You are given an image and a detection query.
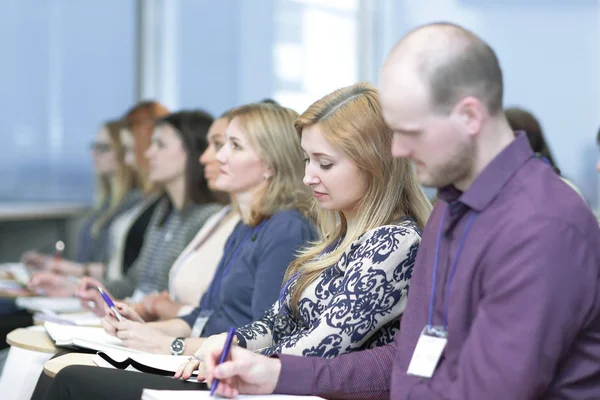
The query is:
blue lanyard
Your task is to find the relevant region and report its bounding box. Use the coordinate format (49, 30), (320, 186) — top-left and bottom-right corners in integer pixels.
(201, 219), (267, 310)
(427, 204), (477, 330)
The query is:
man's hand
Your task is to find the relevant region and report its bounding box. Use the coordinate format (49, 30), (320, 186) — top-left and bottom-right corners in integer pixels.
(203, 345), (281, 398)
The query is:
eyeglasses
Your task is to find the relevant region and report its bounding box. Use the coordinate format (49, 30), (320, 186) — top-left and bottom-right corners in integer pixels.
(90, 142), (112, 153)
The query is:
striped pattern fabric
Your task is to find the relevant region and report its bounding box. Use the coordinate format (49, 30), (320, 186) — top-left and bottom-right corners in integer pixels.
(104, 195), (222, 299)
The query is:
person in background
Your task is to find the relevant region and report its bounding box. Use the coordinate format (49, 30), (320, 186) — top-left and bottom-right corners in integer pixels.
(22, 119), (135, 272)
(505, 107), (557, 169)
(0, 119), (136, 343)
(26, 108), (219, 400)
(76, 110), (223, 306)
(505, 106), (584, 197)
(99, 100), (171, 279)
(133, 111), (241, 322)
(43, 101), (319, 399)
(27, 101), (171, 294)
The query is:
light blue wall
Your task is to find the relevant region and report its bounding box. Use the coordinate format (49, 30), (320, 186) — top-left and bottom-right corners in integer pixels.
(372, 0), (600, 206)
(0, 0), (137, 202)
(3, 0), (598, 208)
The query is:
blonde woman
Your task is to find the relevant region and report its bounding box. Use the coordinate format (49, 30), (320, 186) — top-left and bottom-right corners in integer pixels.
(21, 119), (137, 271)
(77, 102), (318, 362)
(41, 86), (430, 399)
(174, 82), (432, 379)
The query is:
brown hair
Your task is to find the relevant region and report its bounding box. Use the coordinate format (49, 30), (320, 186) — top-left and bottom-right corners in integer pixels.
(155, 110), (216, 207)
(121, 101), (170, 192)
(505, 107), (558, 170)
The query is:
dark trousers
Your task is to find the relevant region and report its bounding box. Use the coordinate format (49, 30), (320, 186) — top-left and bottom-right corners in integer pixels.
(45, 365), (207, 400)
(0, 301), (33, 350)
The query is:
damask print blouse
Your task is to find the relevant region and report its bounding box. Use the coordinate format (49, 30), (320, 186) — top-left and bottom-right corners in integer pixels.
(235, 217), (421, 358)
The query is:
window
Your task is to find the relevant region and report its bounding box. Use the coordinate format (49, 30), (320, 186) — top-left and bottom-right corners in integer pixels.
(273, 0), (360, 112)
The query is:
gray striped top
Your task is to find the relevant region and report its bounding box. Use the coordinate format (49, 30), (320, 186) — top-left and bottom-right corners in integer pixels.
(103, 195), (222, 299)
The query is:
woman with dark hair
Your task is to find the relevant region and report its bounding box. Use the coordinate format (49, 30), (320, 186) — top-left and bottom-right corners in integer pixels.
(27, 101), (172, 293)
(505, 106), (583, 197)
(505, 107), (558, 170)
(76, 110), (223, 304)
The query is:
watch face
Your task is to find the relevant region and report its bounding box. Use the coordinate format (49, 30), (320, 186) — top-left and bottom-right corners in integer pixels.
(172, 339), (184, 354)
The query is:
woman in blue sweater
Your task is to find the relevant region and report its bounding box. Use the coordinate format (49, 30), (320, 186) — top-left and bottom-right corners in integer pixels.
(44, 85), (432, 399)
(96, 101), (317, 354)
(176, 82), (432, 378)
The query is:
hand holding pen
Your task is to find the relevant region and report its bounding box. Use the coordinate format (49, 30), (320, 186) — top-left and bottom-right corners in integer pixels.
(202, 331), (281, 398)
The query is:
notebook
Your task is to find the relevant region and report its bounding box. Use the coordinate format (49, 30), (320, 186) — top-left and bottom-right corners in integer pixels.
(17, 297), (83, 313)
(0, 262), (30, 285)
(43, 321), (144, 354)
(142, 390), (323, 400)
(34, 310), (102, 326)
(92, 350), (198, 377)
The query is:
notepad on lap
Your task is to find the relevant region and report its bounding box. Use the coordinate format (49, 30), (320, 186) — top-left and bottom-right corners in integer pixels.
(142, 391), (322, 399)
(17, 297), (83, 313)
(43, 321), (144, 353)
(34, 311), (102, 326)
(92, 350), (196, 377)
(0, 262), (30, 285)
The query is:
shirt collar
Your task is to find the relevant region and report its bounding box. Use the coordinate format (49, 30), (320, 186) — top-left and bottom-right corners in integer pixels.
(438, 132), (534, 212)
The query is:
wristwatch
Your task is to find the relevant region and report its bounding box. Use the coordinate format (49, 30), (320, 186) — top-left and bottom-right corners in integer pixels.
(171, 337), (186, 355)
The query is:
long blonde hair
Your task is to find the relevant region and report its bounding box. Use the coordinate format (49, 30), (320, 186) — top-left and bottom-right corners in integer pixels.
(228, 102), (313, 226)
(285, 82), (432, 314)
(91, 120), (137, 237)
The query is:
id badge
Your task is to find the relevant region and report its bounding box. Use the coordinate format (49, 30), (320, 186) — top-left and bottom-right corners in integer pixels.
(191, 310), (213, 337)
(406, 326), (448, 378)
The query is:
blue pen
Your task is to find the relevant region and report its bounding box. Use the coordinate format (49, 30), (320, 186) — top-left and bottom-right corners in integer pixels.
(210, 327), (236, 397)
(97, 287), (123, 322)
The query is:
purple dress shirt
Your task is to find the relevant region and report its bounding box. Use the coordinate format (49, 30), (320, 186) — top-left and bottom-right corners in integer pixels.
(274, 134), (600, 399)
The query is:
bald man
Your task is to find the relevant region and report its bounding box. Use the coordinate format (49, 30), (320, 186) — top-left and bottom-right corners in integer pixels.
(47, 23), (600, 400)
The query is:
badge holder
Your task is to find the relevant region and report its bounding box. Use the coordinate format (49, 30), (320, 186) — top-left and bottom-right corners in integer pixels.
(406, 325), (448, 379)
(191, 310), (213, 337)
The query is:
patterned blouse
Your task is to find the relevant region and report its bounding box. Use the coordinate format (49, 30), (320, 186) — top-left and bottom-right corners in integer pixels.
(236, 217), (421, 358)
